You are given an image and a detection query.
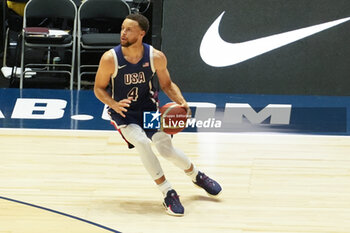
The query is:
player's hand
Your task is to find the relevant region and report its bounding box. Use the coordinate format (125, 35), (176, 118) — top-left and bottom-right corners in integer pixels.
(180, 102), (192, 118)
(111, 97), (133, 118)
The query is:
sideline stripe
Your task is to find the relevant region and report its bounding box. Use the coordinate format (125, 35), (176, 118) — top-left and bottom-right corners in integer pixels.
(0, 196), (122, 233)
(2, 127), (349, 138)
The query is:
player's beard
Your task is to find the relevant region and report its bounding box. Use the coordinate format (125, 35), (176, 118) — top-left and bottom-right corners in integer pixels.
(121, 37), (138, 48)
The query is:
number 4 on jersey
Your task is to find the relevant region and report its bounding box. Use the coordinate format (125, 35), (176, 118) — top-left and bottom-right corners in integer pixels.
(127, 87), (139, 101)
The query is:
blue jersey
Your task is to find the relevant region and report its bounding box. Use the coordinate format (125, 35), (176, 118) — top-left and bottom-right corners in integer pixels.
(108, 43), (158, 129)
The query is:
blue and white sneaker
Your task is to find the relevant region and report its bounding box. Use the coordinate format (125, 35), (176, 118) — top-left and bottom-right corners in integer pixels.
(193, 171), (222, 197)
(163, 189), (184, 216)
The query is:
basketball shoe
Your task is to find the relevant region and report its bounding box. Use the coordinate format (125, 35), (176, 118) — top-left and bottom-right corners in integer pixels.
(193, 171), (222, 197)
(163, 189), (184, 216)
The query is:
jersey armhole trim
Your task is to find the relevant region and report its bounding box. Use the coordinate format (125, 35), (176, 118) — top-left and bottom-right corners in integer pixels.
(111, 49), (118, 79)
(149, 46), (156, 73)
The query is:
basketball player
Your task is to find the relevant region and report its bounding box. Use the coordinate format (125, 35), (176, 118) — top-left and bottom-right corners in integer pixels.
(94, 14), (222, 216)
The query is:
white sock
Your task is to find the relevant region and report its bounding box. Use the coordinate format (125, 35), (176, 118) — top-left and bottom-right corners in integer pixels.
(186, 165), (199, 182)
(158, 180), (172, 197)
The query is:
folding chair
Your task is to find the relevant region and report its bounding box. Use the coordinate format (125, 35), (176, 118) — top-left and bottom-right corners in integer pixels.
(1, 0), (28, 82)
(20, 0), (77, 89)
(77, 0), (130, 90)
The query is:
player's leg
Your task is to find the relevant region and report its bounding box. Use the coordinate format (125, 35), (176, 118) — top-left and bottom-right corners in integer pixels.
(152, 131), (222, 196)
(152, 132), (191, 170)
(119, 124), (184, 216)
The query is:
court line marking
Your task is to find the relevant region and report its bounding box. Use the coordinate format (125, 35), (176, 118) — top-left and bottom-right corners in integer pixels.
(0, 196), (121, 233)
(0, 127), (349, 138)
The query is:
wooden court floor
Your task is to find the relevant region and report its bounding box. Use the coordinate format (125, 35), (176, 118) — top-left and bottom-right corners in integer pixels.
(1, 129), (350, 233)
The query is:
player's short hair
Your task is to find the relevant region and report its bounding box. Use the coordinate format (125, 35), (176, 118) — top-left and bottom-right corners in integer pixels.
(126, 14), (149, 34)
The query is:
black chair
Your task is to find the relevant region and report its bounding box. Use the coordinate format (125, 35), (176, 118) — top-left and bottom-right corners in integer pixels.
(72, 0), (82, 7)
(20, 0), (77, 89)
(77, 0), (130, 90)
(1, 0), (28, 80)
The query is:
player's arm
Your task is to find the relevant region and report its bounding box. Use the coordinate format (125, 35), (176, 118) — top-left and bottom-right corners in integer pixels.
(153, 49), (190, 111)
(94, 51), (131, 118)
